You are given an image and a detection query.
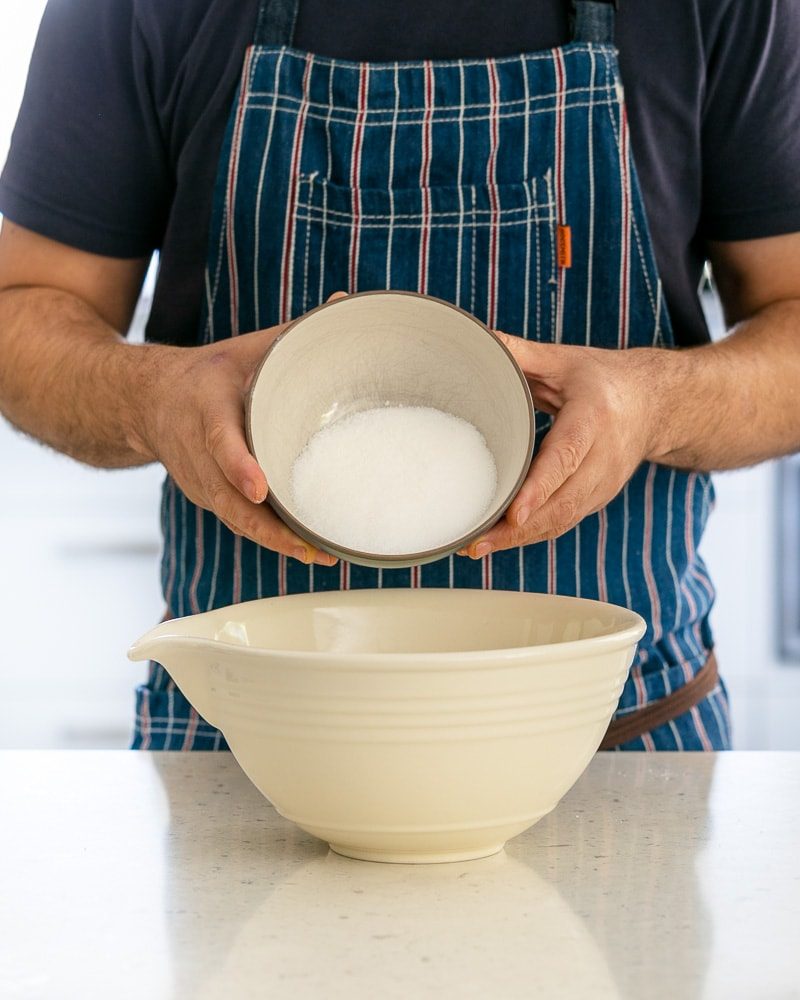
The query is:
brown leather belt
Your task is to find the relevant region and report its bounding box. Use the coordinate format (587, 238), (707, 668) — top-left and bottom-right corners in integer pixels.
(599, 652), (719, 750)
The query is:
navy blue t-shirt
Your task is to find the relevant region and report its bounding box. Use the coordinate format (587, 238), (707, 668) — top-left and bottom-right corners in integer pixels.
(2, 0), (800, 347)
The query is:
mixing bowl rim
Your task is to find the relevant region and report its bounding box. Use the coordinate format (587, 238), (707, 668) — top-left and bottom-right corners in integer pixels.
(128, 590), (647, 668)
(131, 626), (645, 666)
(244, 289), (536, 564)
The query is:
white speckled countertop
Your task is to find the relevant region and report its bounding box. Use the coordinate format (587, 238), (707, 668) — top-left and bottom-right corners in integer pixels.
(1, 752), (798, 1000)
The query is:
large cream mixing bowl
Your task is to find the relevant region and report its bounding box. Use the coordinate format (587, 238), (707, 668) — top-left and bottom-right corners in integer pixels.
(129, 589), (645, 863)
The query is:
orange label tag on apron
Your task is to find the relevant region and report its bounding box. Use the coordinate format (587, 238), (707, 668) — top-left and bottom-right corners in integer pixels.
(557, 225), (572, 268)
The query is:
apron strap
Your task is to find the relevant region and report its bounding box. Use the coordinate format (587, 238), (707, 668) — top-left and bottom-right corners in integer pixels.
(570, 0), (617, 44)
(254, 0), (301, 47)
(253, 0), (613, 49)
(599, 651), (720, 750)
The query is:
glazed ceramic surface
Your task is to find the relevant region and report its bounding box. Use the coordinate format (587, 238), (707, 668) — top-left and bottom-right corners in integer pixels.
(245, 291), (535, 568)
(129, 589), (645, 862)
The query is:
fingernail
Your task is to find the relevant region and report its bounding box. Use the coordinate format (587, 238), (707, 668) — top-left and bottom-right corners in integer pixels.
(293, 545), (314, 564)
(247, 480), (264, 504)
(474, 541), (493, 559)
(316, 553), (338, 566)
(516, 506), (531, 527)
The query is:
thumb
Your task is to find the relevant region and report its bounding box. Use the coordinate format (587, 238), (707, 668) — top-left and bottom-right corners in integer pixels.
(239, 320), (291, 393)
(492, 330), (575, 413)
(493, 329), (567, 375)
(243, 294), (348, 391)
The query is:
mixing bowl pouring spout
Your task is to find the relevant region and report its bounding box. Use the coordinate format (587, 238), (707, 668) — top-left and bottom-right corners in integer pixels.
(127, 618), (220, 726)
(128, 619), (194, 665)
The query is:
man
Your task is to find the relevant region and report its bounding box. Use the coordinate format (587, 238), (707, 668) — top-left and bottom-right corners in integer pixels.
(1, 0), (799, 750)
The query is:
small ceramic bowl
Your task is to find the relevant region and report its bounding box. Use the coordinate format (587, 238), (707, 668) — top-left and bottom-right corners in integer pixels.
(245, 291), (534, 569)
(128, 588), (647, 863)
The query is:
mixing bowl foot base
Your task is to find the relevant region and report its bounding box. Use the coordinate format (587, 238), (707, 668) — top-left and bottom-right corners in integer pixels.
(327, 842), (507, 865)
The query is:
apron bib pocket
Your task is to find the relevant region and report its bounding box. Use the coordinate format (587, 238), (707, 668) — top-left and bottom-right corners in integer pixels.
(288, 171), (557, 342)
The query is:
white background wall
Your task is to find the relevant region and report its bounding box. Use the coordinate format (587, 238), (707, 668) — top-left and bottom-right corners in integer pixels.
(1, 3), (798, 749)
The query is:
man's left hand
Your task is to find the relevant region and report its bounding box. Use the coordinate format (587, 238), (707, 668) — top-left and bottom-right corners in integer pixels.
(459, 334), (667, 559)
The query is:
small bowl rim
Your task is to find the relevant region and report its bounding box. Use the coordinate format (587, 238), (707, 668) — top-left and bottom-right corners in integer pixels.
(245, 290), (535, 565)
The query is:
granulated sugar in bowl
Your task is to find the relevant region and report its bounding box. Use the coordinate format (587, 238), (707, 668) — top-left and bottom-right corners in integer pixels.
(290, 404), (498, 555)
(245, 291), (535, 568)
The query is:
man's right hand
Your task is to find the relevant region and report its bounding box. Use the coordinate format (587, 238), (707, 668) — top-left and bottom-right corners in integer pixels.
(0, 219), (337, 567)
(131, 326), (338, 566)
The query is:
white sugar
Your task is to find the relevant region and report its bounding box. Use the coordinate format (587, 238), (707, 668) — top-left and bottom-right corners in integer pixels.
(289, 405), (498, 554)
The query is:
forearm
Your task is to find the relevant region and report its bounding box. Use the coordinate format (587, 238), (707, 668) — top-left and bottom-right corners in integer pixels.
(0, 286), (169, 468)
(646, 299), (800, 471)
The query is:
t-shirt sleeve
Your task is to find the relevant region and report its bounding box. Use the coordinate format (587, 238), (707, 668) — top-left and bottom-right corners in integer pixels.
(701, 0), (800, 242)
(0, 0), (169, 258)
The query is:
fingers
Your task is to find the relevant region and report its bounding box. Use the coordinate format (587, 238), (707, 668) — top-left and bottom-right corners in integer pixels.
(461, 450), (605, 558)
(239, 295), (346, 383)
(206, 307), (347, 565)
(199, 402), (337, 564)
(234, 321), (290, 371)
(189, 444), (338, 566)
(492, 331), (574, 413)
(458, 400), (606, 558)
(486, 465), (599, 553)
(457, 334), (642, 559)
(216, 295), (347, 504)
(508, 401), (595, 528)
(156, 324), (341, 567)
(201, 399), (338, 565)
(238, 296), (346, 392)
(202, 395), (267, 504)
(493, 330), (564, 377)
(191, 461), (338, 566)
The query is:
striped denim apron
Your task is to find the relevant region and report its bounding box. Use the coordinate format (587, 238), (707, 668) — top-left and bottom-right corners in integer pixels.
(133, 0), (731, 751)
